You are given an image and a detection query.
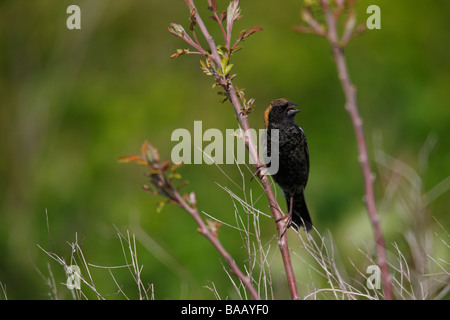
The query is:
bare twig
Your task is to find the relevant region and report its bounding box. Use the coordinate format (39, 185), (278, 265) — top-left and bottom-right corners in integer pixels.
(0, 282), (7, 300)
(325, 0), (392, 299)
(322, 0), (392, 300)
(121, 141), (261, 299)
(38, 240), (105, 300)
(374, 138), (450, 300)
(297, 0), (392, 299)
(173, 183), (261, 300)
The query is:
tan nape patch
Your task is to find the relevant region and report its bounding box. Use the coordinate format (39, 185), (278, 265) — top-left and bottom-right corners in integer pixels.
(264, 104), (272, 128)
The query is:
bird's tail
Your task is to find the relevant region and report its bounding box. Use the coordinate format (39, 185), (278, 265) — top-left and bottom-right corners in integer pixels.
(286, 189), (313, 232)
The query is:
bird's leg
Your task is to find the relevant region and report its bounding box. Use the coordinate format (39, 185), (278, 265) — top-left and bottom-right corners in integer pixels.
(288, 194), (294, 222)
(283, 194), (294, 237)
(276, 194), (294, 238)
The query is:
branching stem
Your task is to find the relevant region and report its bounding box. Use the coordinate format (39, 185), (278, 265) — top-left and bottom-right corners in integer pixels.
(181, 0), (300, 300)
(319, 0), (393, 300)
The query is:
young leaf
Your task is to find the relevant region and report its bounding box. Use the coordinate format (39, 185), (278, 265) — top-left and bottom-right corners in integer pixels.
(219, 10), (227, 23)
(220, 57), (229, 73)
(227, 0), (241, 29)
(168, 23), (186, 38)
(170, 48), (189, 59)
(237, 29), (247, 40)
(156, 200), (166, 213)
(189, 8), (197, 31)
(170, 173), (182, 180)
(246, 26), (264, 37)
(230, 46), (243, 54)
(118, 154), (147, 166)
(224, 64), (233, 76)
(205, 218), (222, 238)
(217, 45), (228, 58)
(188, 191), (197, 208)
(200, 59), (214, 76)
(207, 0), (218, 12)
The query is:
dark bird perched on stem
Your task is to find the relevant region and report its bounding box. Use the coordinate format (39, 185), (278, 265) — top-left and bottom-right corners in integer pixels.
(264, 98), (312, 232)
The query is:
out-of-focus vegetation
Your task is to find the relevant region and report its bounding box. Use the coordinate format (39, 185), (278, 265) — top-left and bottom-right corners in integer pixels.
(0, 0), (448, 299)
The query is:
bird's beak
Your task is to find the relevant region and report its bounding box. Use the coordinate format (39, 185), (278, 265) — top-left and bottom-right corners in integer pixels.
(286, 102), (300, 116)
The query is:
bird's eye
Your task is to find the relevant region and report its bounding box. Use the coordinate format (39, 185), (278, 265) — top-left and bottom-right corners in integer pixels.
(277, 105), (283, 111)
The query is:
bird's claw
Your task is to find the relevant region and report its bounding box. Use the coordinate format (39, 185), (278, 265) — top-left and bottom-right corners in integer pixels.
(250, 164), (267, 181)
(277, 194), (294, 238)
(275, 215), (292, 238)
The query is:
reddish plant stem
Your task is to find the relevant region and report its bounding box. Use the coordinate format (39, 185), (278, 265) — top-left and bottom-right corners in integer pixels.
(135, 141), (261, 299)
(171, 186), (261, 300)
(320, 0), (392, 300)
(185, 0), (300, 300)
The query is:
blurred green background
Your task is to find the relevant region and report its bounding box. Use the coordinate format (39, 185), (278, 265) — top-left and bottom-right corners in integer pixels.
(0, 0), (449, 299)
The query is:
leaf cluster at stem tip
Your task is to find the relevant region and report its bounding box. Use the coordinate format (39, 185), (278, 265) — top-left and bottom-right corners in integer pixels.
(169, 0), (263, 108)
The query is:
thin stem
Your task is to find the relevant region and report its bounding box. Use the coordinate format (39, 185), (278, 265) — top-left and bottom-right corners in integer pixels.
(181, 32), (209, 56)
(192, 30), (202, 49)
(185, 0), (300, 300)
(320, 0), (392, 300)
(171, 186), (261, 300)
(214, 11), (228, 43)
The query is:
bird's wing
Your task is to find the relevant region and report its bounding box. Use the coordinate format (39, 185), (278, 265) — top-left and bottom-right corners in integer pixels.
(296, 125), (310, 186)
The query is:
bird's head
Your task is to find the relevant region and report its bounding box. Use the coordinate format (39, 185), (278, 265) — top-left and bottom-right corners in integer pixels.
(264, 98), (300, 128)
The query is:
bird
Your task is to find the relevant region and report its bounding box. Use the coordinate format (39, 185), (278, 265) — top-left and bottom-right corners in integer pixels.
(264, 98), (312, 232)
